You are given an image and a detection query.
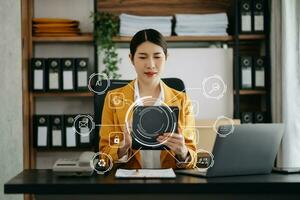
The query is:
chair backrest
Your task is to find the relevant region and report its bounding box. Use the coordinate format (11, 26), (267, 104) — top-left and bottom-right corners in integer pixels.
(92, 78), (185, 148)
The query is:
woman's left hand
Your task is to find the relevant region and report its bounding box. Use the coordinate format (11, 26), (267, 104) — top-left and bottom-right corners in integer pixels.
(157, 128), (189, 161)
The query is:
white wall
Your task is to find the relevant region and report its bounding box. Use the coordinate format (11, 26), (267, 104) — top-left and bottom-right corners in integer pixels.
(99, 48), (234, 119)
(0, 0), (23, 200)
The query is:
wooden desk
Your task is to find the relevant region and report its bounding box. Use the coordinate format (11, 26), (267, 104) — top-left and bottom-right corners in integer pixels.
(4, 169), (300, 200)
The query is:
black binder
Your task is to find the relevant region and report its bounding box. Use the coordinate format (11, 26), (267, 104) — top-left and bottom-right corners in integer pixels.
(253, 56), (265, 89)
(50, 115), (64, 148)
(34, 115), (50, 148)
(75, 58), (89, 91)
(253, 0), (265, 33)
(254, 112), (266, 123)
(240, 56), (253, 89)
(47, 58), (61, 91)
(61, 58), (75, 91)
(31, 58), (47, 92)
(241, 112), (253, 123)
(239, 0), (253, 33)
(64, 115), (78, 148)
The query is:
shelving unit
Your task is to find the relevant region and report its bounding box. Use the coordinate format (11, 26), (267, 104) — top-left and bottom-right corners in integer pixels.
(21, 3), (96, 194)
(232, 0), (271, 122)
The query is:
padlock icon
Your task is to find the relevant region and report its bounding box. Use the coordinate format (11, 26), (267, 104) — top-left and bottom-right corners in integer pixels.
(98, 159), (106, 168)
(114, 135), (120, 144)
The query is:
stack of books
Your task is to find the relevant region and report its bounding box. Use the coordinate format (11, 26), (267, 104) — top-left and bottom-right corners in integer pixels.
(119, 14), (172, 36)
(175, 13), (228, 36)
(32, 18), (81, 37)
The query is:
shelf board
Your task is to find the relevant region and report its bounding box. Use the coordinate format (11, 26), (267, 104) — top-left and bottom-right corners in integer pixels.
(32, 33), (93, 42)
(113, 34), (265, 43)
(31, 34), (264, 43)
(113, 35), (233, 42)
(32, 91), (93, 97)
(238, 34), (265, 40)
(235, 90), (266, 95)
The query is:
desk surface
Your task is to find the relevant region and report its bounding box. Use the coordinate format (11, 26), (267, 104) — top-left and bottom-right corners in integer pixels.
(4, 169), (300, 194)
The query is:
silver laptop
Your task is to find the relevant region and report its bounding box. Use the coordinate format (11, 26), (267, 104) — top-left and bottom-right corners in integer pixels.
(176, 123), (284, 177)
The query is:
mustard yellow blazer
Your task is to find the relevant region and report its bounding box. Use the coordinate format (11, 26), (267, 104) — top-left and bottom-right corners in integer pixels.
(99, 80), (197, 169)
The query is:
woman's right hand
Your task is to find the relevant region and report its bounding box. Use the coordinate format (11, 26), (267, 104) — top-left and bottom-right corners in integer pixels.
(117, 124), (132, 158)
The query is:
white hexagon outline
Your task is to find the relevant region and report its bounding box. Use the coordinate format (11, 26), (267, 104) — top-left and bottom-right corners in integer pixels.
(89, 152), (113, 175)
(73, 114), (95, 137)
(213, 115), (235, 138)
(202, 74), (227, 100)
(88, 73), (110, 95)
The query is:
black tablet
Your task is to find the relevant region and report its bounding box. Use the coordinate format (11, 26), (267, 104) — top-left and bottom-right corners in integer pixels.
(131, 106), (179, 150)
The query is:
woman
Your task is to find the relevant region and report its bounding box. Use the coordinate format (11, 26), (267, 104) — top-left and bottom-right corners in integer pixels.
(99, 29), (197, 169)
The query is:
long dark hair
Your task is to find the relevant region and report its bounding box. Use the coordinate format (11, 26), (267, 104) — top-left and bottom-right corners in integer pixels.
(130, 29), (168, 59)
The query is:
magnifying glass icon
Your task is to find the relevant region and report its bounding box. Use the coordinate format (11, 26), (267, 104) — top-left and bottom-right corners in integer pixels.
(209, 83), (220, 94)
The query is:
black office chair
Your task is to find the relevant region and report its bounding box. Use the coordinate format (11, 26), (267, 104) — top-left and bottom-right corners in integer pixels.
(92, 78), (185, 148)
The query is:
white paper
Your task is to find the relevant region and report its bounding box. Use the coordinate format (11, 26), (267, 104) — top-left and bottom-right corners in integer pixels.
(254, 15), (264, 31)
(241, 15), (251, 32)
(63, 71), (73, 90)
(77, 71), (88, 87)
(52, 130), (62, 146)
(255, 70), (265, 87)
(37, 127), (47, 146)
(34, 70), (43, 90)
(66, 127), (76, 147)
(242, 67), (252, 88)
(49, 72), (59, 89)
(115, 168), (176, 178)
(80, 127), (90, 143)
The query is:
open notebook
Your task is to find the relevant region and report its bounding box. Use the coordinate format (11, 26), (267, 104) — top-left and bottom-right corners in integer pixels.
(115, 168), (176, 178)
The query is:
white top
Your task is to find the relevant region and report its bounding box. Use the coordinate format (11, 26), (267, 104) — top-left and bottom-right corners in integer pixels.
(117, 79), (164, 168)
(117, 79), (191, 167)
(134, 79), (164, 169)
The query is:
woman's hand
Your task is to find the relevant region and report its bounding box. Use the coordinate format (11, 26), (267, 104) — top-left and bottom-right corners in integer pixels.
(157, 128), (189, 161)
(117, 124), (132, 158)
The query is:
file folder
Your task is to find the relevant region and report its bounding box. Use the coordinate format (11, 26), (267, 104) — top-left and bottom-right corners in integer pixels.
(64, 115), (78, 148)
(50, 115), (64, 147)
(48, 58), (61, 91)
(239, 0), (252, 33)
(254, 112), (266, 123)
(62, 58), (75, 91)
(75, 58), (89, 91)
(34, 115), (50, 148)
(240, 56), (253, 89)
(31, 58), (46, 91)
(253, 56), (265, 89)
(241, 112), (253, 123)
(253, 0), (265, 32)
